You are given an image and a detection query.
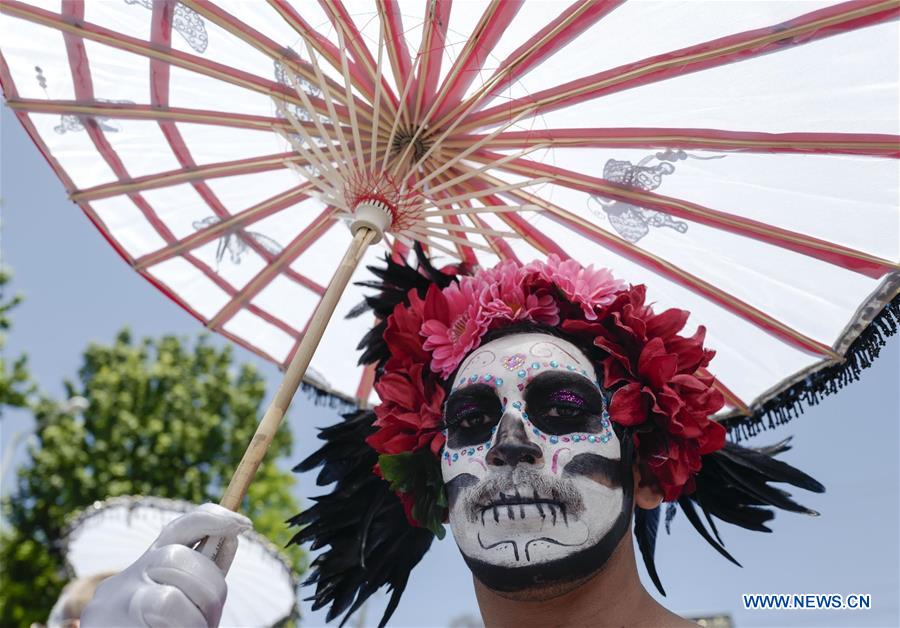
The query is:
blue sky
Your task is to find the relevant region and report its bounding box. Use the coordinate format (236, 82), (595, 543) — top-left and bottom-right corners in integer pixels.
(2, 102), (898, 627)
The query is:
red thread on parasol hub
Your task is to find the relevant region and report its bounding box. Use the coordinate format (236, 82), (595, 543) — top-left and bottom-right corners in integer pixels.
(344, 169), (423, 232)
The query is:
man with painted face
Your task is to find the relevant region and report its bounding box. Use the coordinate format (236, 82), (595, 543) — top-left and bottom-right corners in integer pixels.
(81, 254), (824, 627)
(441, 330), (688, 627)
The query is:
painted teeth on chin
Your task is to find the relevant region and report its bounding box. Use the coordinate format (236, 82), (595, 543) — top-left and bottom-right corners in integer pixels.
(533, 489), (545, 519)
(477, 503), (570, 526)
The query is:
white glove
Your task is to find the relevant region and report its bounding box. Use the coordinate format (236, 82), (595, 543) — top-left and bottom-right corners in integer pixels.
(81, 503), (252, 628)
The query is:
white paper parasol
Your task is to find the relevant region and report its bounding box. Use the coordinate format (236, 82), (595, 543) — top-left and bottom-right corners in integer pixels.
(1, 0), (897, 509)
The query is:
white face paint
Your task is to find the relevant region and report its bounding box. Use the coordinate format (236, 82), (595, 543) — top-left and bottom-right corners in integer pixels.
(441, 332), (630, 592)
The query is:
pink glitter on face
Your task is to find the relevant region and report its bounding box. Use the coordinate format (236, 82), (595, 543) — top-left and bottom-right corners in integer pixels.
(501, 353), (527, 370)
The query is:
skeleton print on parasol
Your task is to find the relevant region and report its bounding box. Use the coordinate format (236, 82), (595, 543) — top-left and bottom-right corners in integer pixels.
(0, 1), (897, 532)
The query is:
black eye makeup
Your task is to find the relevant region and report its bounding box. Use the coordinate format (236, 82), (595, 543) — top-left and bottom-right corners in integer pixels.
(524, 371), (605, 435)
(443, 383), (502, 448)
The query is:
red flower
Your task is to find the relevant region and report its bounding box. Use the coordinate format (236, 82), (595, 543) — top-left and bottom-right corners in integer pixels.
(584, 285), (725, 499)
(382, 290), (429, 371)
(636, 418), (726, 501)
(366, 363), (446, 457)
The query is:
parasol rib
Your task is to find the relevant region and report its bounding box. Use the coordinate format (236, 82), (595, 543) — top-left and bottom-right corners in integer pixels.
(433, 0), (625, 131)
(429, 169), (521, 263)
(318, 0), (400, 115)
(429, 0), (523, 121)
(409, 0), (450, 123)
(700, 368), (751, 416)
(149, 0), (327, 307)
(0, 1), (362, 129)
(207, 208), (339, 330)
(182, 255), (303, 339)
(3, 99), (309, 132)
(376, 0), (413, 126)
(182, 0), (387, 134)
(471, 150), (899, 278)
(476, 172), (842, 359)
(462, 0), (900, 132)
(58, 0), (175, 249)
(134, 184), (315, 270)
(70, 153), (308, 203)
(446, 128), (900, 158)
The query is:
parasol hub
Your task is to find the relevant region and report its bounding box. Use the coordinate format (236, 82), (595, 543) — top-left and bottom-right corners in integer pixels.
(350, 198), (393, 243)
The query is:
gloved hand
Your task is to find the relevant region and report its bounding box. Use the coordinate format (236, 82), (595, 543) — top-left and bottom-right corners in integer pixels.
(81, 503), (252, 628)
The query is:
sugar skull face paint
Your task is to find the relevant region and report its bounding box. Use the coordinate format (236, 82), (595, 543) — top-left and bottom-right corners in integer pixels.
(442, 332), (633, 593)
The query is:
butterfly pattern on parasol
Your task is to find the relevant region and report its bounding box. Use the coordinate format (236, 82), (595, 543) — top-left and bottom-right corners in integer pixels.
(587, 150), (725, 243)
(35, 66), (133, 135)
(123, 0), (208, 53)
(191, 216), (285, 270)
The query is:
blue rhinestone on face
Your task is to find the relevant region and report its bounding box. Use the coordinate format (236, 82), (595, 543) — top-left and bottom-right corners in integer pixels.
(600, 433), (611, 443)
(567, 364), (575, 371)
(512, 401), (522, 409)
(549, 360), (559, 368)
(491, 426), (497, 433)
(532, 427), (541, 436)
(549, 435), (559, 444)
(588, 435), (597, 443)
(452, 453), (459, 461)
(483, 374), (493, 382)
(573, 435), (581, 442)
(468, 448), (475, 456)
(517, 370), (527, 378)
(495, 378), (503, 386)
(531, 362), (540, 370)
(469, 374), (478, 383)
(522, 412), (528, 419)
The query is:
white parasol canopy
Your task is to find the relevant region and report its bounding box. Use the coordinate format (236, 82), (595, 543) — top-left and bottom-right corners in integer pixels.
(2, 0), (898, 505)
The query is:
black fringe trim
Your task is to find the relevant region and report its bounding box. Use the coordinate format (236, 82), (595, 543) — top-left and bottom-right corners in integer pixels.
(299, 381), (358, 412)
(725, 292), (899, 442)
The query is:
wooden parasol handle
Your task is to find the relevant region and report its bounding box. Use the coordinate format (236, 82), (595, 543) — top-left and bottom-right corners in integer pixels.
(220, 226), (377, 511)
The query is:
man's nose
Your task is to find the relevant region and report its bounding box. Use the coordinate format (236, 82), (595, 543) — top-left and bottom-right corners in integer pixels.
(486, 412), (544, 468)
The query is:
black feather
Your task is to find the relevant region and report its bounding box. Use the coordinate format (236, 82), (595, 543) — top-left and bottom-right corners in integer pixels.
(290, 409), (435, 626)
(349, 243), (460, 369)
(634, 506), (665, 595)
(671, 438), (826, 564)
(678, 496), (741, 566)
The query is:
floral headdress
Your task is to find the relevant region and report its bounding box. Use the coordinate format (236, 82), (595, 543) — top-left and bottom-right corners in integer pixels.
(367, 255), (726, 520)
(292, 250), (824, 627)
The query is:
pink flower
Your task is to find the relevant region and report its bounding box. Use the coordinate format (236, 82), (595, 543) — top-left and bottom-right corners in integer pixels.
(480, 262), (559, 327)
(534, 254), (625, 320)
(420, 280), (489, 378)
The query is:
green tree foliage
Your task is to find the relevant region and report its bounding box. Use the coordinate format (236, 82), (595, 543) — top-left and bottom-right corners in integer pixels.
(0, 330), (304, 626)
(0, 267), (33, 410)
